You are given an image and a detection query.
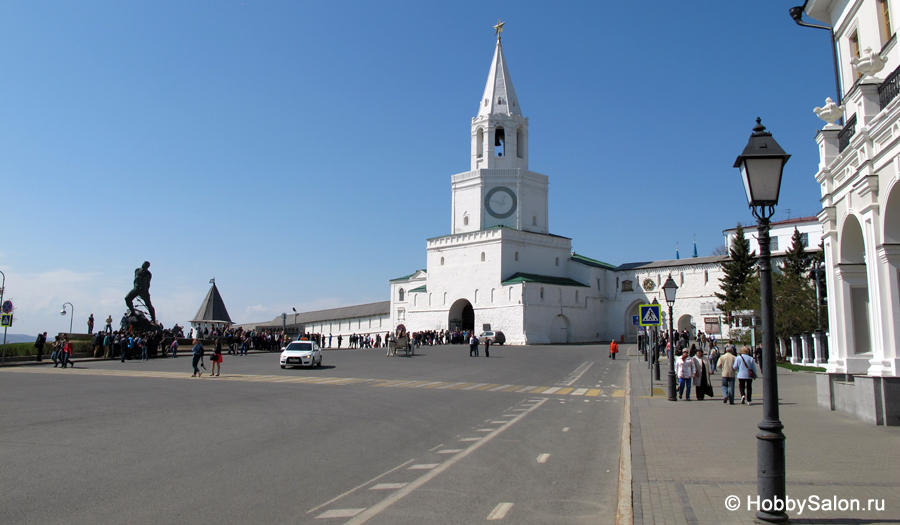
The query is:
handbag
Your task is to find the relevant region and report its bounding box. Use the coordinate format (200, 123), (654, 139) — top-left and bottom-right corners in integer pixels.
(742, 356), (757, 379)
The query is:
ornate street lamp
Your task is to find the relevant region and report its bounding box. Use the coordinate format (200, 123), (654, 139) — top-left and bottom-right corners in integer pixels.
(734, 118), (790, 524)
(652, 298), (661, 380)
(662, 275), (678, 401)
(60, 302), (74, 334)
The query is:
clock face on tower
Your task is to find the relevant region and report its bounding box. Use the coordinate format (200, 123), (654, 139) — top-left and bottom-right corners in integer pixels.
(484, 186), (517, 219)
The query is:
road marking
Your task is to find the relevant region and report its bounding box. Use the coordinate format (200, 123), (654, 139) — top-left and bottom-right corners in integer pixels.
(408, 464), (439, 470)
(612, 390), (625, 397)
(462, 383), (489, 390)
(554, 388), (574, 395)
(542, 387), (561, 394)
(437, 449), (462, 454)
(370, 483), (407, 490)
(571, 388), (588, 396)
(437, 382), (468, 389)
(459, 437), (482, 442)
(529, 387), (549, 394)
(305, 459), (415, 514)
(586, 389), (602, 397)
(428, 444), (443, 452)
(560, 361), (593, 386)
(562, 427), (570, 432)
(537, 454), (550, 463)
(476, 428), (494, 432)
(487, 502), (513, 520)
(342, 398), (548, 525)
(511, 408), (527, 412)
(412, 381), (444, 388)
(490, 421), (508, 424)
(488, 384), (513, 391)
(501, 385), (525, 392)
(316, 508), (364, 518)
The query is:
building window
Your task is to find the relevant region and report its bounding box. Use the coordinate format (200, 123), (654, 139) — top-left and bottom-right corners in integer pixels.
(440, 256), (445, 265)
(481, 252), (486, 262)
(495, 127), (505, 156)
(769, 237), (779, 252)
(540, 287), (544, 300)
(704, 317), (721, 335)
(532, 216), (537, 226)
(474, 289), (479, 303)
(555, 257), (559, 266)
(515, 251), (519, 261)
(621, 280), (633, 292)
(398, 288), (405, 302)
(850, 30), (861, 78)
(575, 290), (579, 303)
(879, 0), (894, 43)
(443, 292), (447, 305)
(491, 288), (495, 303)
(704, 270), (709, 285)
(597, 279), (601, 290)
(516, 126), (525, 159)
(800, 233), (809, 248)
(476, 128), (484, 158)
(679, 272), (684, 286)
(413, 295), (417, 306)
(397, 308), (405, 320)
(463, 215), (469, 226)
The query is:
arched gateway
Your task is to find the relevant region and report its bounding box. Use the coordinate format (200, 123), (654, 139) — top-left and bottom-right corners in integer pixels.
(448, 299), (474, 332)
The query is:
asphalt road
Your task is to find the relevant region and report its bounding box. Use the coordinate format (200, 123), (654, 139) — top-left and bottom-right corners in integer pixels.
(0, 343), (627, 524)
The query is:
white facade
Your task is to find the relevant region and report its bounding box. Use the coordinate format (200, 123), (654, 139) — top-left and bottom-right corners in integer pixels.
(723, 216), (824, 255)
(802, 0), (900, 424)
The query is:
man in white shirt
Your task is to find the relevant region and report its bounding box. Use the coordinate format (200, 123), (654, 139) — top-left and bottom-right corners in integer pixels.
(675, 349), (696, 400)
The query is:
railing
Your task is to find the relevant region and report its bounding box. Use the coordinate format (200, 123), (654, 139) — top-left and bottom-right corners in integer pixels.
(878, 62), (900, 109)
(838, 113), (857, 153)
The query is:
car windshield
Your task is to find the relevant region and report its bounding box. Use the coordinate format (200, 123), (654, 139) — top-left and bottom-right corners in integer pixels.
(285, 343), (313, 351)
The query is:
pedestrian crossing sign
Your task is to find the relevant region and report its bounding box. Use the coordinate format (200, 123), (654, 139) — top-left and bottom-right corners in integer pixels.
(639, 304), (661, 326)
(1, 313), (12, 327)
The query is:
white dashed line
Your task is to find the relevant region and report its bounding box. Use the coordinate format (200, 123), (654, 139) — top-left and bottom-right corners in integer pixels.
(571, 388), (588, 396)
(408, 464), (439, 470)
(370, 483), (407, 490)
(487, 502), (514, 520)
(542, 387), (561, 394)
(437, 449), (462, 454)
(462, 383), (489, 390)
(459, 437), (482, 442)
(489, 385), (514, 391)
(476, 428), (494, 432)
(562, 427), (570, 432)
(537, 454), (550, 463)
(316, 508), (365, 519)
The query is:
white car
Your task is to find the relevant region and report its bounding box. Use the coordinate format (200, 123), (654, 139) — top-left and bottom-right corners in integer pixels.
(280, 341), (322, 369)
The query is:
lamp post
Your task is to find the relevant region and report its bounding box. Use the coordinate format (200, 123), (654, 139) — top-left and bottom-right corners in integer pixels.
(292, 307), (298, 336)
(652, 298), (661, 380)
(662, 275), (678, 401)
(734, 117), (790, 524)
(60, 302), (74, 334)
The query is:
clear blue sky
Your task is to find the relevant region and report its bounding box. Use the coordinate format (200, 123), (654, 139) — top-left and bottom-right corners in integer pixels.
(1, 1), (834, 336)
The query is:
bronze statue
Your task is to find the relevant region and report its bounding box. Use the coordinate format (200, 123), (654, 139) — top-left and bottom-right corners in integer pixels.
(125, 261), (156, 323)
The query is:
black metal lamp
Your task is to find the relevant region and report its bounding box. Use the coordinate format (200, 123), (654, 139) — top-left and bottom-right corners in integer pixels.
(662, 276), (678, 401)
(735, 118), (789, 524)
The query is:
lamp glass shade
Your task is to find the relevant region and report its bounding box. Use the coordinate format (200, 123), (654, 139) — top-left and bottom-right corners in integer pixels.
(739, 157), (784, 206)
(662, 277), (678, 305)
(60, 309), (66, 315)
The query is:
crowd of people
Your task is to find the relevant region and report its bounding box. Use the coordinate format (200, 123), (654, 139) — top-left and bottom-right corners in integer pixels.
(641, 330), (762, 405)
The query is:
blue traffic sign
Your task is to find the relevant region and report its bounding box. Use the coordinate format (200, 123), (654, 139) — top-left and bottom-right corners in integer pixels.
(632, 315), (639, 326)
(639, 304), (661, 326)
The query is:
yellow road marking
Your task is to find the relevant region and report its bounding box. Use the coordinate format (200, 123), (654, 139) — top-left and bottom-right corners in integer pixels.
(585, 389), (602, 397)
(529, 387), (549, 394)
(475, 384), (500, 391)
(554, 388), (574, 395)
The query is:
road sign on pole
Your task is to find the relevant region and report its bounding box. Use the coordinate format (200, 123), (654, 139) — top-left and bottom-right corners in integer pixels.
(639, 304), (662, 326)
(632, 315), (639, 326)
(1, 313), (11, 327)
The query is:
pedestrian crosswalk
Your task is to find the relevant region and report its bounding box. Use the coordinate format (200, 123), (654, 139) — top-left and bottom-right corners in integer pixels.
(0, 367), (625, 398)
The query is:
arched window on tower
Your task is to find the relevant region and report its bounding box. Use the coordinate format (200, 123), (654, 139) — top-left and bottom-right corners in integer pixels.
(398, 288), (405, 302)
(463, 214), (469, 226)
(481, 252), (485, 262)
(495, 127), (505, 157)
(540, 287), (545, 301)
(555, 257), (559, 266)
(533, 216), (537, 226)
(440, 256), (445, 266)
(476, 128), (484, 158)
(516, 126), (525, 159)
(515, 251), (519, 261)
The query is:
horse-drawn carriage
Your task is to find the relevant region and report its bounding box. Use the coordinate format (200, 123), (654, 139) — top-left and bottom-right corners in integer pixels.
(388, 324), (413, 357)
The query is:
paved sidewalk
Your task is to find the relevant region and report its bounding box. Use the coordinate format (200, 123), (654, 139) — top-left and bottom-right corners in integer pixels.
(625, 346), (900, 525)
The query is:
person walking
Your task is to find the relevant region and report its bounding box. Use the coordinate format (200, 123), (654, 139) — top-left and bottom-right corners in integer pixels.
(692, 349), (713, 400)
(718, 345), (737, 404)
(484, 336), (491, 358)
(211, 340), (222, 376)
(733, 346), (758, 405)
(609, 340), (619, 360)
(191, 339), (204, 377)
(62, 337), (74, 368)
(708, 344), (719, 376)
(675, 349), (695, 400)
(34, 332), (47, 362)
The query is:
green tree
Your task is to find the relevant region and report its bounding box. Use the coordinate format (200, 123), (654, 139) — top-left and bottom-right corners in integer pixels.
(781, 227), (810, 279)
(715, 223), (757, 324)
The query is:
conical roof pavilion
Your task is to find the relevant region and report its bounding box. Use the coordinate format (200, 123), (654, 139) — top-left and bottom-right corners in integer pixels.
(191, 280), (233, 325)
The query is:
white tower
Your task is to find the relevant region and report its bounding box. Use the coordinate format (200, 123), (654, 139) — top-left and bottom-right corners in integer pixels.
(451, 29), (549, 235)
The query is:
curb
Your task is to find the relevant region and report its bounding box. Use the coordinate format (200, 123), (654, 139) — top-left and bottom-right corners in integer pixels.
(616, 360), (633, 525)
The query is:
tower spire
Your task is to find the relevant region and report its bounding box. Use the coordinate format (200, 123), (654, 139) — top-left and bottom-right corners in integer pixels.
(478, 22), (521, 118)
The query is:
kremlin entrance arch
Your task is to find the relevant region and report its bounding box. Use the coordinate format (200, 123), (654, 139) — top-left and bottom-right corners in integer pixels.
(448, 299), (475, 332)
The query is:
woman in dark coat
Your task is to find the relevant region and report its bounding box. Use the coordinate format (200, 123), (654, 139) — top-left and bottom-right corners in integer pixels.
(694, 349), (714, 400)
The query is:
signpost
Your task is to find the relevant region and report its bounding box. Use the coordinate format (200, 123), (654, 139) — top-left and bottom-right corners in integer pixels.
(639, 304), (662, 396)
(1, 299), (11, 364)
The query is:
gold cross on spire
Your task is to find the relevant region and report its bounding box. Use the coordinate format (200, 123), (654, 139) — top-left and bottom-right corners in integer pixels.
(494, 19), (505, 40)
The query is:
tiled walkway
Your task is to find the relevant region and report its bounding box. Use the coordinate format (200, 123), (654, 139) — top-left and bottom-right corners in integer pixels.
(627, 349), (900, 524)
